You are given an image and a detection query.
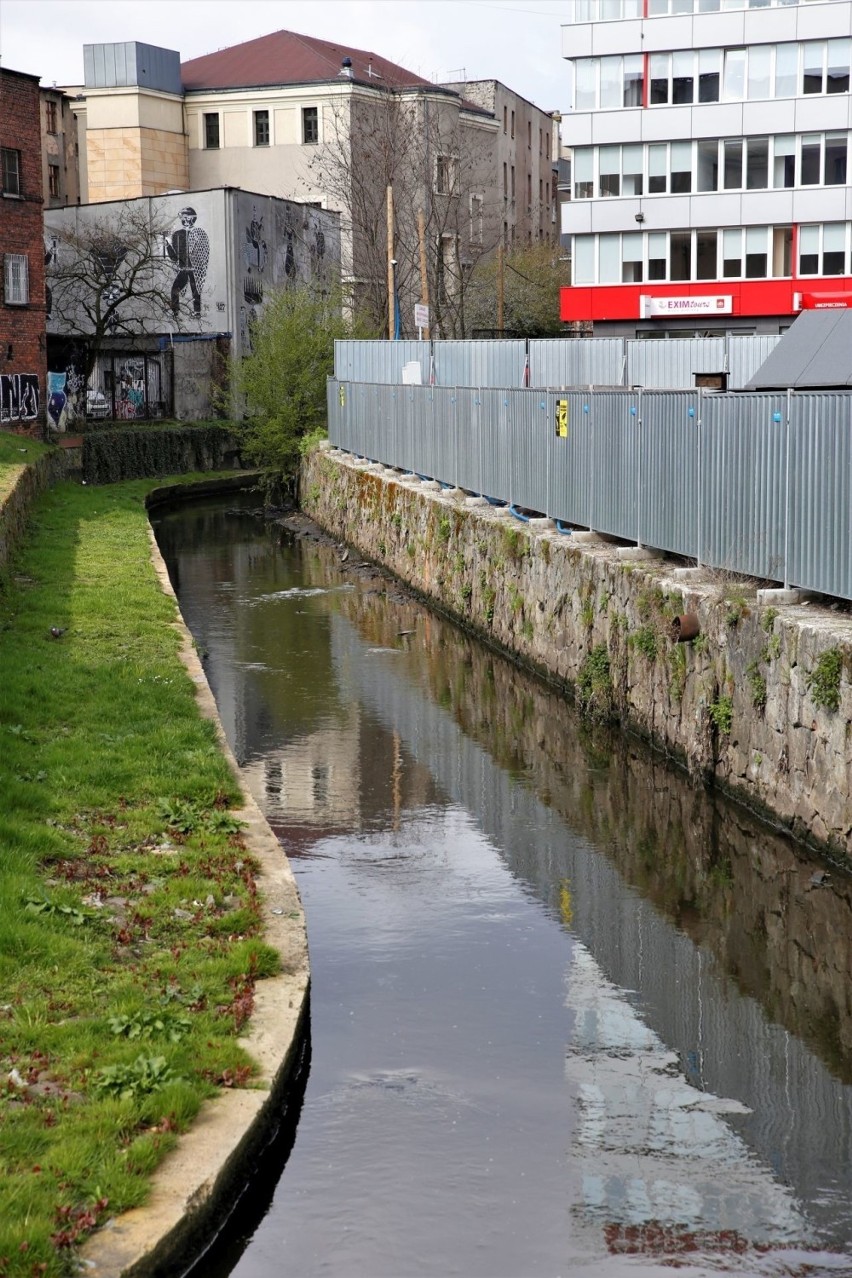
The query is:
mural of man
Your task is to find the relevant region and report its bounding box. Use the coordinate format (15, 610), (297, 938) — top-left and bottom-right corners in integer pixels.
(164, 207), (210, 317)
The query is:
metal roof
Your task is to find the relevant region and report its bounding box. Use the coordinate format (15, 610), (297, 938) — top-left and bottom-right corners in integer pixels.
(747, 309), (852, 389)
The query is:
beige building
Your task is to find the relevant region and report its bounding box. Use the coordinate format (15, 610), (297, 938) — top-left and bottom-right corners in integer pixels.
(67, 32), (560, 335)
(40, 87), (81, 208)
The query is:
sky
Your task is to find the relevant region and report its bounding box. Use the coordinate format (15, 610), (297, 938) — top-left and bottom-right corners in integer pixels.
(0, 0), (573, 114)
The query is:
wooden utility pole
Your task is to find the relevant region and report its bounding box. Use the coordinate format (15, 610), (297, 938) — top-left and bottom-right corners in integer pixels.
(387, 185), (395, 340)
(417, 208), (431, 341)
(497, 240), (505, 334)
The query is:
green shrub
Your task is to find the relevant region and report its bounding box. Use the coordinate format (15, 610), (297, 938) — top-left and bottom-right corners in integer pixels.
(808, 648), (843, 712)
(82, 423), (237, 484)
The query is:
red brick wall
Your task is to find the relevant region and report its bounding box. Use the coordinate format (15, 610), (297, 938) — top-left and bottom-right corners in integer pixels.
(0, 69), (47, 428)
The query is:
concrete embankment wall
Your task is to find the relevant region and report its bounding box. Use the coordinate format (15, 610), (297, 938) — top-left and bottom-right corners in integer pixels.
(302, 446), (852, 863)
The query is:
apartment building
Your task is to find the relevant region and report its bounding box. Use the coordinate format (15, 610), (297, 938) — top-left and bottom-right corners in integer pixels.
(560, 0), (852, 336)
(41, 87), (80, 209)
(0, 68), (46, 427)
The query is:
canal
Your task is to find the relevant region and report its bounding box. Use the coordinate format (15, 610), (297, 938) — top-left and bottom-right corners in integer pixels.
(151, 493), (852, 1278)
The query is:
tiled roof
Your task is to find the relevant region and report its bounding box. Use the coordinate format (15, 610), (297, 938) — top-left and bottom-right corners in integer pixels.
(181, 29), (437, 92)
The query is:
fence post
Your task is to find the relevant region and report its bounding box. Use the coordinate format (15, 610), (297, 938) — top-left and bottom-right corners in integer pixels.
(696, 394), (703, 570)
(783, 387), (792, 591)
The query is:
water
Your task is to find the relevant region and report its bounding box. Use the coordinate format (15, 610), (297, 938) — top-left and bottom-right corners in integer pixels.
(151, 494), (852, 1278)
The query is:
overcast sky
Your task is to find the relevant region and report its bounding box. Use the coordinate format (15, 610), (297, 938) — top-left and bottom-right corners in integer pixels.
(0, 0), (573, 113)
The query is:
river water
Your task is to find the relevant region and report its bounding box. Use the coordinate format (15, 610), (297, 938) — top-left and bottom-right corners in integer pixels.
(151, 494), (852, 1278)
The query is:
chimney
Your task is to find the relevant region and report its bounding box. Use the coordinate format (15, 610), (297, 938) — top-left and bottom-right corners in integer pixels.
(340, 57), (353, 79)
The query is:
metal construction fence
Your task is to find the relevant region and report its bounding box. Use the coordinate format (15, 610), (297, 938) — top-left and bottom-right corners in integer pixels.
(334, 335), (782, 392)
(327, 380), (852, 602)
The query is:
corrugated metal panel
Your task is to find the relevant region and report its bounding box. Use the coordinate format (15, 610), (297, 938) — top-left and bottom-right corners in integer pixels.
(788, 392), (852, 598)
(639, 392), (700, 557)
(700, 393), (787, 580)
(728, 335), (782, 390)
(628, 339), (726, 390)
(327, 380), (852, 600)
(431, 340), (526, 388)
(333, 341), (429, 384)
(529, 339), (624, 388)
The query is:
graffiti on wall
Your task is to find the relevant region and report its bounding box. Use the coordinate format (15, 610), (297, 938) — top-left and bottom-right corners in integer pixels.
(46, 366), (85, 432)
(1, 374), (40, 423)
(114, 357), (146, 419)
(164, 207), (210, 318)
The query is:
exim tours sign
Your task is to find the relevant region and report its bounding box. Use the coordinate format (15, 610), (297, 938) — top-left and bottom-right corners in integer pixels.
(640, 294), (733, 318)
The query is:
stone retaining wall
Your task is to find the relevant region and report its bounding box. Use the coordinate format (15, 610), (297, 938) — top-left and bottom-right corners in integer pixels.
(302, 446), (852, 863)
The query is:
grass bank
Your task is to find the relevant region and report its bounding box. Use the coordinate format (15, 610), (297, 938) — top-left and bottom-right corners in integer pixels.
(0, 432), (51, 503)
(0, 470), (279, 1276)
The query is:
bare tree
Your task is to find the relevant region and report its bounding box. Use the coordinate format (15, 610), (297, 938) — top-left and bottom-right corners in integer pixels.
(46, 202), (201, 381)
(464, 242), (571, 338)
(308, 86), (504, 338)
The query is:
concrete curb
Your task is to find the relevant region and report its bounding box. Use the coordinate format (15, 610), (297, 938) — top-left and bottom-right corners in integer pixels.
(79, 508), (310, 1276)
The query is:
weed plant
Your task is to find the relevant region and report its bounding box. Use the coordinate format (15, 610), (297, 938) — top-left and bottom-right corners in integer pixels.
(0, 475), (279, 1275)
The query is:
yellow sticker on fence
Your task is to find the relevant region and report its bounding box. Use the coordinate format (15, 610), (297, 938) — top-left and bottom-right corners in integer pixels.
(556, 398), (568, 438)
(339, 384), (346, 408)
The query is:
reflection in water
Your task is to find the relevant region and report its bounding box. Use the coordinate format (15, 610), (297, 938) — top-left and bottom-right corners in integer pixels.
(152, 496), (852, 1277)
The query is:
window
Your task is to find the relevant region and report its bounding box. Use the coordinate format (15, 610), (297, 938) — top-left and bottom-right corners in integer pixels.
(802, 42), (824, 94)
(503, 105), (507, 134)
(573, 236), (595, 285)
(204, 113), (219, 149)
(622, 232), (643, 282)
(800, 133), (820, 184)
(773, 134), (795, 187)
(599, 145), (620, 197)
(599, 234), (621, 283)
(828, 40), (850, 94)
(745, 226), (767, 277)
(775, 43), (798, 97)
(623, 54), (644, 106)
(650, 53), (670, 104)
(436, 154), (459, 195)
(723, 228), (742, 277)
(670, 141), (692, 193)
(575, 60), (596, 111)
(670, 231), (692, 281)
(511, 164), (515, 198)
(773, 226), (792, 276)
(672, 50), (694, 103)
(697, 139), (719, 191)
(648, 232), (667, 280)
(698, 49), (721, 101)
(302, 107), (318, 144)
(470, 194), (483, 245)
(527, 120), (532, 148)
(503, 161), (509, 198)
(254, 109), (269, 146)
(825, 133), (847, 185)
(45, 100), (58, 132)
(573, 148), (593, 199)
(747, 45), (771, 98)
(648, 143), (667, 193)
(4, 254), (29, 305)
(622, 144), (643, 195)
(600, 56), (622, 108)
(746, 137), (769, 189)
(723, 48), (746, 100)
(798, 225), (819, 274)
(724, 139), (743, 189)
(48, 163), (60, 197)
(823, 223), (846, 274)
(696, 231), (718, 279)
(527, 172), (532, 208)
(1, 148), (21, 196)
(511, 110), (515, 138)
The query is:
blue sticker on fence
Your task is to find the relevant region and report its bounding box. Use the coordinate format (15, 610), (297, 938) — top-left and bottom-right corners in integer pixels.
(773, 412), (782, 422)
(630, 406), (637, 416)
(688, 407), (695, 418)
(540, 401), (547, 410)
(583, 405), (589, 413)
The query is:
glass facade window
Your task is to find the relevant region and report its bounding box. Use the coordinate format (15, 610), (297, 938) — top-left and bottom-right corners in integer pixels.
(649, 144), (667, 193)
(648, 232), (668, 280)
(672, 51), (694, 103)
(599, 234), (621, 282)
(746, 137), (769, 189)
(670, 141), (692, 193)
(773, 135), (795, 187)
(622, 232), (643, 281)
(801, 134), (821, 185)
(698, 49), (721, 102)
(599, 145), (621, 196)
(747, 46), (771, 99)
(825, 133), (847, 185)
(775, 43), (798, 97)
(697, 139), (719, 191)
(696, 231), (718, 279)
(650, 54), (669, 104)
(574, 236), (595, 284)
(624, 55), (644, 106)
(575, 60), (596, 111)
(745, 226), (768, 277)
(622, 144), (643, 195)
(827, 39), (851, 94)
(823, 223), (847, 273)
(799, 224), (819, 273)
(600, 56), (622, 108)
(574, 148), (594, 199)
(723, 48), (746, 100)
(670, 231), (692, 280)
(724, 139), (743, 189)
(723, 229), (742, 277)
(802, 42), (824, 94)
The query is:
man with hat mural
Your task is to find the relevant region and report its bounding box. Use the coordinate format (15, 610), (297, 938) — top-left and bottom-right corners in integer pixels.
(164, 207), (210, 318)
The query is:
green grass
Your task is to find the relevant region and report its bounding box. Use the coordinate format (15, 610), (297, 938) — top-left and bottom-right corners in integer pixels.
(0, 473), (279, 1275)
(0, 430), (52, 503)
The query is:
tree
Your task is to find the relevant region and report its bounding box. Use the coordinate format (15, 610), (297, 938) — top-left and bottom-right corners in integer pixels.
(307, 87), (504, 338)
(46, 203), (201, 382)
(465, 242), (572, 338)
(231, 282), (365, 485)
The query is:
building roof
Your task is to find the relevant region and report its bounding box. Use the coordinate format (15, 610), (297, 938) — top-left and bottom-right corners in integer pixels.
(181, 29), (437, 92)
(747, 309), (852, 389)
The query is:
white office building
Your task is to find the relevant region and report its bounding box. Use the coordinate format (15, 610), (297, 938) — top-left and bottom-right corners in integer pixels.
(560, 0), (852, 336)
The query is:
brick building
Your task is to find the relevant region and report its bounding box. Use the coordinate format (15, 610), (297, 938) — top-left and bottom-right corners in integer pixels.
(1, 68), (46, 427)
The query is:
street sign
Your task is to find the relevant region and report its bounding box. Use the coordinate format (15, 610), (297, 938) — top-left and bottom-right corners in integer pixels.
(414, 303), (430, 329)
